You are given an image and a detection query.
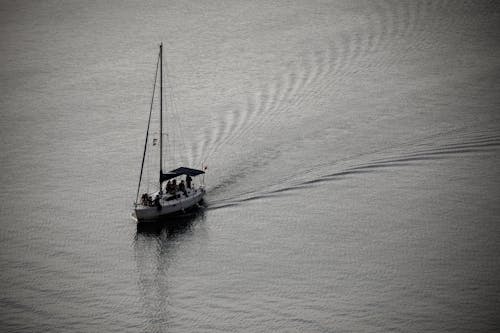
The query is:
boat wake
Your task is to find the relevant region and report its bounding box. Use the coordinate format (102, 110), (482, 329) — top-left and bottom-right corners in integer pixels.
(167, 0), (500, 213)
(206, 127), (500, 211)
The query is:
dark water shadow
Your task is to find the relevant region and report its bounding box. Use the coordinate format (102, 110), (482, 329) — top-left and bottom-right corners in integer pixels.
(132, 203), (208, 331)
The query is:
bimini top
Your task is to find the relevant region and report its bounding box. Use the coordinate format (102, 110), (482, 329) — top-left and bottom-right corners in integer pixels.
(160, 167), (205, 182)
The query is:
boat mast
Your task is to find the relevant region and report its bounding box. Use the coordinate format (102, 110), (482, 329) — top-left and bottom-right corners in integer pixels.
(159, 42), (163, 188)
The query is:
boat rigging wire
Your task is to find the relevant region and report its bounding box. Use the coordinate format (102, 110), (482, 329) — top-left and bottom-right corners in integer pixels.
(135, 50), (160, 204)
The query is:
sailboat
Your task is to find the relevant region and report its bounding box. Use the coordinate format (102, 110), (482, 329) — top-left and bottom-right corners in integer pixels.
(132, 43), (206, 222)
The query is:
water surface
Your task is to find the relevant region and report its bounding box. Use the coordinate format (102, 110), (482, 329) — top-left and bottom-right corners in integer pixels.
(1, 1), (499, 332)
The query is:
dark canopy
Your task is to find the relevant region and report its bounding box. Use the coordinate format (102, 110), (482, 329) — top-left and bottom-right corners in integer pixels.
(160, 167), (205, 182)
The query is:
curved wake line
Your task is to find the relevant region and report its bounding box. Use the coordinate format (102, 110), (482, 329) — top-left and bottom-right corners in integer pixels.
(184, 0), (490, 173)
(206, 132), (500, 211)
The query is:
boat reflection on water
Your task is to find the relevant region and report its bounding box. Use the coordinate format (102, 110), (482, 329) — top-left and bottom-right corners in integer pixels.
(135, 202), (206, 236)
(133, 203), (207, 332)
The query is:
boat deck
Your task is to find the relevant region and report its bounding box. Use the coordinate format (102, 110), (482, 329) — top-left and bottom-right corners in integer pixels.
(133, 187), (205, 222)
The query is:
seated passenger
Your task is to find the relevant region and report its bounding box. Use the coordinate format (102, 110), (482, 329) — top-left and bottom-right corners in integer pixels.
(171, 179), (177, 193)
(153, 194), (160, 207)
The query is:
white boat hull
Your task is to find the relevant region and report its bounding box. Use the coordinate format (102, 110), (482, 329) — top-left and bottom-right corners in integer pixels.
(133, 188), (205, 222)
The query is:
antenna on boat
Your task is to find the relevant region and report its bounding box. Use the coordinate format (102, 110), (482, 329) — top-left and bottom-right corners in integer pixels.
(159, 42), (163, 189)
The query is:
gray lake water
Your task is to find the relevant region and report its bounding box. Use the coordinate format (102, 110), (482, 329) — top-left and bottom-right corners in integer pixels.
(1, 1), (499, 332)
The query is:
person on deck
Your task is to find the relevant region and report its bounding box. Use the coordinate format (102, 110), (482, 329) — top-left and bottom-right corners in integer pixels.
(179, 180), (188, 196)
(166, 180), (172, 193)
(186, 175), (192, 189)
(171, 179), (177, 194)
(141, 193), (148, 206)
